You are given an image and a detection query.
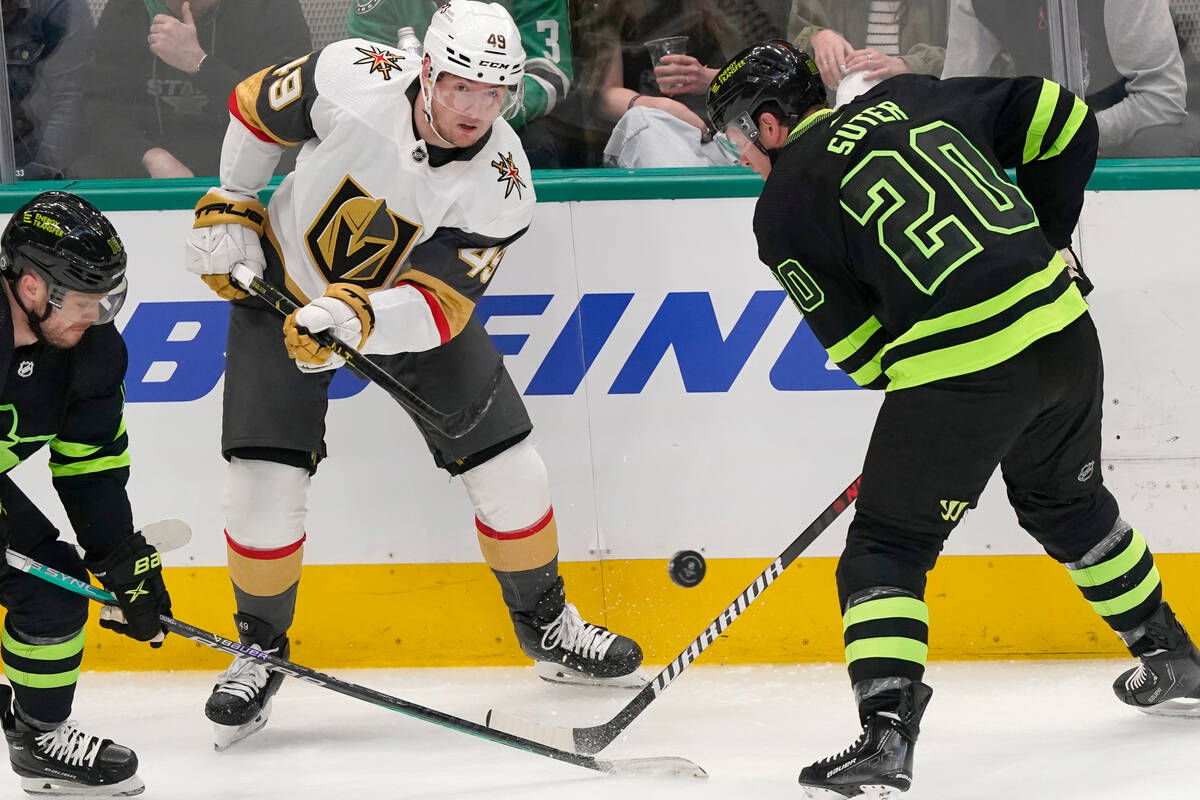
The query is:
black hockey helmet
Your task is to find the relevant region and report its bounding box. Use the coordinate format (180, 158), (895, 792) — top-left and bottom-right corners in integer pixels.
(1, 191), (128, 324)
(707, 40), (824, 156)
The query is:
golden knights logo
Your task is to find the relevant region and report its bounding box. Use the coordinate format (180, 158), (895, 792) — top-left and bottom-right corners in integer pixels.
(354, 44), (404, 80)
(491, 152), (526, 199)
(305, 176), (422, 290)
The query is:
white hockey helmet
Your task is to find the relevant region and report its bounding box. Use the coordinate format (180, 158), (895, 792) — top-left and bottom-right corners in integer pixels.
(424, 1), (525, 119)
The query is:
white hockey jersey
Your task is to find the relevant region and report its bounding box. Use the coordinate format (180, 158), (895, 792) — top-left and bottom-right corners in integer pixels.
(219, 38), (536, 354)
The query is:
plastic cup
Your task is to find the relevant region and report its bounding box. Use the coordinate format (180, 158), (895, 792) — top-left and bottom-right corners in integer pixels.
(644, 35), (689, 67)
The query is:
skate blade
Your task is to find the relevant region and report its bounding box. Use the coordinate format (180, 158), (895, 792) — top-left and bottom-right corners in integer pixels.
(1135, 696), (1200, 718)
(212, 700), (273, 751)
(800, 785), (900, 800)
(534, 661), (648, 689)
(20, 773), (144, 796)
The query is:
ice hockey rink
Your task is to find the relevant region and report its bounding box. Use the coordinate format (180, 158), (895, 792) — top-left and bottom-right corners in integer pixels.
(12, 659), (1191, 800)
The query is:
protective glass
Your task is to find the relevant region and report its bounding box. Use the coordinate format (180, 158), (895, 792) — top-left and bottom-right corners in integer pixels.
(716, 111), (761, 160)
(432, 75), (524, 122)
(49, 276), (128, 326)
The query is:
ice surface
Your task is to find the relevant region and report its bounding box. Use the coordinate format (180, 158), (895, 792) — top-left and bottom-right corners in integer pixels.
(9, 660), (1193, 799)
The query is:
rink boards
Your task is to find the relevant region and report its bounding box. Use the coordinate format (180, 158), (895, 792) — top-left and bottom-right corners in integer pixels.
(0, 167), (1197, 669)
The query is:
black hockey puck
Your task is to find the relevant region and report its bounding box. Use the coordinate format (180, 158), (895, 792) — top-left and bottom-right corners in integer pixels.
(668, 550), (707, 588)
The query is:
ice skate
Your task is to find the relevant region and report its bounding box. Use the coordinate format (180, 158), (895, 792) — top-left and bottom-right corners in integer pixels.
(513, 577), (646, 689)
(1114, 602), (1200, 717)
(798, 681), (932, 799)
(1, 685), (143, 797)
(204, 614), (288, 750)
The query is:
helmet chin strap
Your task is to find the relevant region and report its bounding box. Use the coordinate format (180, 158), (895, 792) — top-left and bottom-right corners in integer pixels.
(6, 276), (54, 345)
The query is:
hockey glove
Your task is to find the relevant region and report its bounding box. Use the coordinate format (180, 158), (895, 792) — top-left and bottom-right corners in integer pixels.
(283, 283), (376, 373)
(1059, 246), (1093, 296)
(86, 533), (172, 647)
(186, 188), (268, 300)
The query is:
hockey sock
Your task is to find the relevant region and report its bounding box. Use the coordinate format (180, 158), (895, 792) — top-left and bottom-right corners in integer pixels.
(1, 619), (84, 726)
(226, 533), (303, 642)
(477, 508), (559, 614)
(842, 587), (930, 689)
(1064, 524), (1162, 642)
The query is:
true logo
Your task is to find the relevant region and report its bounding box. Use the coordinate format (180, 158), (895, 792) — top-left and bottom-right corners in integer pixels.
(491, 151), (526, 199)
(305, 175), (422, 290)
(939, 499), (969, 522)
(353, 44), (403, 80)
(1077, 460), (1095, 482)
(16, 360), (33, 378)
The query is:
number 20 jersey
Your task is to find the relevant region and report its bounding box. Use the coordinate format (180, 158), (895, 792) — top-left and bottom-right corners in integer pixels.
(753, 74), (1098, 393)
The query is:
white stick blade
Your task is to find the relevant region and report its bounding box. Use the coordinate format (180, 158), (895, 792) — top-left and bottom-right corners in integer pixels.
(596, 756), (708, 779)
(140, 519), (192, 553)
(484, 708), (577, 752)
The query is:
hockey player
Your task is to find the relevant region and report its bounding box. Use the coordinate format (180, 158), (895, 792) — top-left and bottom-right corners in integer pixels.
(184, 0), (644, 750)
(0, 191), (173, 796)
(707, 41), (1200, 798)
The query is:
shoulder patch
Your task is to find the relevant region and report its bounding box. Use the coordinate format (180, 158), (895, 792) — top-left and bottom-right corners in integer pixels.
(490, 152), (527, 200)
(355, 0), (383, 14)
(353, 44), (405, 81)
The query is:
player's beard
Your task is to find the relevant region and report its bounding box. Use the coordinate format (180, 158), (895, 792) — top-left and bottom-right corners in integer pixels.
(35, 314), (90, 350)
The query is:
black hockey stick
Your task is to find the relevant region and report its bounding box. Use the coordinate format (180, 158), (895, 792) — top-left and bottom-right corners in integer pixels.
(229, 265), (501, 440)
(486, 475), (863, 755)
(9, 553), (706, 780)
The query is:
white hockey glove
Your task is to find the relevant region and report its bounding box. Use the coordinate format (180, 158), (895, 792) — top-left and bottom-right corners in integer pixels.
(283, 283), (376, 373)
(186, 188), (267, 300)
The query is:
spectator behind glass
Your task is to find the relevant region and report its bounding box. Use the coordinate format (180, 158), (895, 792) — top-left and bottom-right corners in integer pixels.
(582, 0), (768, 168)
(347, 0), (576, 168)
(3, 0), (93, 180)
(943, 0), (1200, 158)
(789, 0), (947, 95)
(72, 0), (312, 179)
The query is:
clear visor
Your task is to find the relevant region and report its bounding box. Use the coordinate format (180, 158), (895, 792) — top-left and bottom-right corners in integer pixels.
(431, 74), (523, 122)
(49, 276), (128, 326)
(715, 111), (761, 160)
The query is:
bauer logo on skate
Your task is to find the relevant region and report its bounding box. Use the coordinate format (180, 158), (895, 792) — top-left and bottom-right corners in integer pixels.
(117, 291), (859, 402)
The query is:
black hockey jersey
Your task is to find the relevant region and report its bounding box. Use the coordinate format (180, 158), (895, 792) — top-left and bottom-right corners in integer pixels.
(754, 74), (1097, 392)
(0, 300), (133, 557)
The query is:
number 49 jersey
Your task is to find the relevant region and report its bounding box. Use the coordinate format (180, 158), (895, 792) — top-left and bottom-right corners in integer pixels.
(754, 74), (1098, 393)
(223, 38), (535, 354)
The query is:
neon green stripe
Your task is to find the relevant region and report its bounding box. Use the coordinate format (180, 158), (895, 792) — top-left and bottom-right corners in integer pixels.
(1023, 79), (1061, 164)
(1068, 530), (1148, 588)
(49, 451), (131, 477)
(1, 629), (85, 661)
(887, 254), (1066, 350)
(3, 665), (81, 689)
(1040, 96), (1089, 160)
(786, 108), (837, 145)
(1088, 566), (1161, 618)
(843, 597), (929, 631)
(844, 637), (929, 666)
(49, 439), (103, 459)
(827, 316), (883, 363)
(884, 284), (1087, 392)
(848, 354), (884, 387)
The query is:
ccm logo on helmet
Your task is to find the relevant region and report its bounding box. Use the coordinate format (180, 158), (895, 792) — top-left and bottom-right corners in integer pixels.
(194, 202), (265, 226)
(478, 60), (512, 69)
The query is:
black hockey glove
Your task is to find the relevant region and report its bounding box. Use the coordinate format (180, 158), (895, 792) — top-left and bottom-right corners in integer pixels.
(86, 533), (172, 647)
(1060, 246), (1093, 296)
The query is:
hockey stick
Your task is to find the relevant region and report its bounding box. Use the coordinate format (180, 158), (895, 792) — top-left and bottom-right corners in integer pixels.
(230, 264), (501, 440)
(487, 475), (863, 755)
(8, 553), (707, 780)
